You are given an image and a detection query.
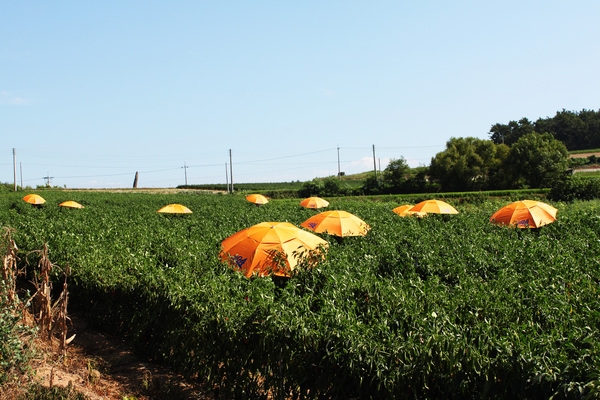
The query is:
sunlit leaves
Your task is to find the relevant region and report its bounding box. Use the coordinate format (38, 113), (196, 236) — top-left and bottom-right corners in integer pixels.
(0, 191), (599, 397)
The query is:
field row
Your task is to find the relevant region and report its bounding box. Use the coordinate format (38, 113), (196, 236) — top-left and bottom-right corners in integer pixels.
(2, 190), (599, 398)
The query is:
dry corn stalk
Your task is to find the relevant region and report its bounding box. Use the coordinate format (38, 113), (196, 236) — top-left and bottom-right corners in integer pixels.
(28, 243), (74, 355)
(52, 266), (75, 357)
(1, 227), (19, 304)
(31, 243), (54, 338)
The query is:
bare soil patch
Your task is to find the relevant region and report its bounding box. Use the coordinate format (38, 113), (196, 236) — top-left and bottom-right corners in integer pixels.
(18, 312), (215, 400)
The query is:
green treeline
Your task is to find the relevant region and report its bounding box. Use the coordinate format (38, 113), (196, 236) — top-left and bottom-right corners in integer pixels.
(182, 109), (600, 201)
(355, 109), (600, 198)
(489, 108), (600, 149)
(303, 133), (571, 197)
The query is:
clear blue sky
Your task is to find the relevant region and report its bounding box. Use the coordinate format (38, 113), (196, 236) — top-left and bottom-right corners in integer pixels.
(2, 1), (599, 188)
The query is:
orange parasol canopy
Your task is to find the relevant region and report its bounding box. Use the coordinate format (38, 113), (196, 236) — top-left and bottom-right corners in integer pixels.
(300, 196), (329, 209)
(59, 200), (84, 209)
(392, 204), (426, 218)
(246, 194), (269, 205)
(157, 203), (192, 214)
(301, 210), (370, 237)
(220, 222), (328, 277)
(490, 200), (557, 228)
(23, 194), (46, 205)
(409, 199), (458, 214)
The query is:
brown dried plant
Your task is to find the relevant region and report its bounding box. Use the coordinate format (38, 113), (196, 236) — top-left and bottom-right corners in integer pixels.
(1, 227), (20, 304)
(28, 243), (75, 357)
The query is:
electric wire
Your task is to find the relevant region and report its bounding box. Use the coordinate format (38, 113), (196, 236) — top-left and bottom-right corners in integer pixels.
(7, 144), (444, 186)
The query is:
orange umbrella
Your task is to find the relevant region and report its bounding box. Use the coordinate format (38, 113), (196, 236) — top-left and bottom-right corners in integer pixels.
(220, 222), (328, 277)
(246, 194), (269, 205)
(23, 194), (46, 205)
(409, 199), (458, 214)
(392, 204), (426, 218)
(300, 196), (329, 209)
(157, 203), (192, 214)
(59, 200), (84, 209)
(490, 200), (557, 228)
(301, 210), (370, 237)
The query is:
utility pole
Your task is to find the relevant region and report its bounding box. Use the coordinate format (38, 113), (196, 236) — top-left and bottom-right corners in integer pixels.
(182, 162), (188, 186)
(229, 149), (234, 193)
(12, 148), (16, 191)
(43, 172), (54, 187)
(337, 147), (341, 179)
(20, 162), (23, 189)
(372, 144), (377, 176)
(225, 163), (229, 193)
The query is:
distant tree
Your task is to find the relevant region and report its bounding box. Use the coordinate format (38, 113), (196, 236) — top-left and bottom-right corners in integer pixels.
(298, 180), (324, 198)
(322, 177), (347, 197)
(299, 177), (348, 197)
(429, 137), (506, 192)
(491, 109), (600, 151)
(381, 158), (411, 192)
(534, 109), (600, 150)
(549, 173), (600, 202)
(505, 132), (569, 188)
(402, 166), (432, 193)
(487, 143), (511, 189)
(579, 109), (600, 148)
(489, 118), (535, 146)
(535, 110), (587, 150)
(359, 173), (381, 195)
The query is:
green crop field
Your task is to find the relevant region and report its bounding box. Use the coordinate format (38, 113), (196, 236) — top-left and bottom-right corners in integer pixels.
(575, 170), (600, 179)
(1, 190), (599, 399)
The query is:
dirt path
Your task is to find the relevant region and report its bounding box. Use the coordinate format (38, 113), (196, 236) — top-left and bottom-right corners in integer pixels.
(569, 151), (600, 158)
(29, 312), (215, 400)
(573, 166), (600, 173)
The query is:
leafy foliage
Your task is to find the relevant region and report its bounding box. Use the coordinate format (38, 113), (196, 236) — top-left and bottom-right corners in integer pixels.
(489, 117), (535, 146)
(382, 157), (411, 192)
(429, 137), (510, 192)
(489, 109), (600, 151)
(298, 177), (351, 198)
(506, 132), (570, 188)
(569, 154), (600, 169)
(1, 191), (600, 398)
(0, 284), (35, 386)
(549, 173), (600, 202)
(0, 229), (36, 388)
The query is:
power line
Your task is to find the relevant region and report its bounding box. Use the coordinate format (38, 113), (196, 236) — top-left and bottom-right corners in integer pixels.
(42, 173), (54, 186)
(8, 144), (444, 187)
(182, 163), (188, 186)
(378, 145), (445, 149)
(234, 148), (337, 165)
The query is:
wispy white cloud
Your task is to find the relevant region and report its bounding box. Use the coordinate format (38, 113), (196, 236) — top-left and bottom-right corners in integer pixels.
(0, 91), (32, 105)
(318, 87), (336, 97)
(405, 157), (424, 168)
(310, 156), (392, 178)
(343, 156), (391, 174)
(186, 50), (200, 59)
(349, 156), (375, 169)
